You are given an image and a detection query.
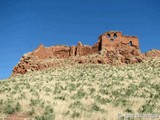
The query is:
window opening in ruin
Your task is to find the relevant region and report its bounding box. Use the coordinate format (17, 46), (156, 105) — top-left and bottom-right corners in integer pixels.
(107, 34), (110, 38)
(110, 39), (114, 42)
(98, 39), (102, 51)
(129, 41), (133, 46)
(114, 33), (117, 38)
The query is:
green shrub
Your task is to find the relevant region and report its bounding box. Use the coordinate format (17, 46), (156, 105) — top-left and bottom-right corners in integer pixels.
(72, 90), (86, 99)
(99, 88), (108, 95)
(71, 111), (80, 118)
(69, 101), (84, 110)
(35, 106), (55, 120)
(35, 114), (55, 120)
(4, 104), (15, 114)
(90, 88), (96, 94)
(90, 103), (104, 112)
(44, 105), (54, 115)
(54, 83), (61, 94)
(113, 97), (128, 107)
(92, 103), (100, 111)
(68, 83), (76, 92)
(54, 96), (66, 100)
(15, 102), (21, 112)
(45, 87), (52, 92)
(125, 88), (134, 96)
(0, 99), (3, 105)
(95, 95), (108, 104)
(30, 98), (41, 106)
(125, 107), (133, 113)
(139, 101), (155, 113)
(28, 107), (35, 115)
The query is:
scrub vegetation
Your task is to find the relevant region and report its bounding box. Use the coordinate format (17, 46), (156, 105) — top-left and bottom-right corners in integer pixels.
(0, 58), (160, 120)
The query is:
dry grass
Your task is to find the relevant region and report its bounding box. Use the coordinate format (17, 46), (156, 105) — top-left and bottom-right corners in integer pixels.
(0, 58), (160, 120)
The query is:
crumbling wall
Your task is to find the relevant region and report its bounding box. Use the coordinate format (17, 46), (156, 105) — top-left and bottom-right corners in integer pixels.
(122, 36), (139, 48)
(31, 31), (139, 60)
(97, 31), (139, 51)
(32, 45), (71, 59)
(32, 42), (98, 59)
(76, 42), (97, 56)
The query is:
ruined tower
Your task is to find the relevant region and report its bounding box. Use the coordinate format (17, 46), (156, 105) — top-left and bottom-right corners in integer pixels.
(97, 31), (139, 51)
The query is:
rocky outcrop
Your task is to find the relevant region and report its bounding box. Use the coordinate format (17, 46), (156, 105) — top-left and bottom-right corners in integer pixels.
(12, 53), (61, 75)
(12, 31), (158, 76)
(145, 49), (160, 58)
(105, 43), (146, 65)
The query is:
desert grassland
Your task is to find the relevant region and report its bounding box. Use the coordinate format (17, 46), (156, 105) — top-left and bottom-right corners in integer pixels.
(0, 58), (160, 120)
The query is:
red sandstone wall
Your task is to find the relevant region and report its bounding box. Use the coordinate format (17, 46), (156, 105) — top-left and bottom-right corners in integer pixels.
(32, 44), (46, 59)
(98, 31), (139, 51)
(122, 36), (139, 48)
(32, 31), (139, 60)
(32, 42), (98, 59)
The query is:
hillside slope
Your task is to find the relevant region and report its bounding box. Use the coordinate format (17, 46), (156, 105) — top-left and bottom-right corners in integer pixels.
(0, 58), (160, 120)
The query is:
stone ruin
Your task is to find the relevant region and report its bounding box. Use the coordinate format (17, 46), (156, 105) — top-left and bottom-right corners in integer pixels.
(31, 31), (139, 59)
(97, 31), (139, 51)
(12, 31), (152, 75)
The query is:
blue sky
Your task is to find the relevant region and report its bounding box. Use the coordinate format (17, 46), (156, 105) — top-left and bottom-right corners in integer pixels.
(0, 0), (160, 79)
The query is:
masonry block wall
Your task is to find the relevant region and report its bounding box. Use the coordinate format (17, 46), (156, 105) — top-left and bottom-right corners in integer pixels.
(97, 31), (139, 51)
(31, 31), (139, 59)
(32, 42), (99, 59)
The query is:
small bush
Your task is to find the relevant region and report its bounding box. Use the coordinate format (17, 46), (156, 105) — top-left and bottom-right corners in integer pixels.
(28, 107), (35, 115)
(71, 111), (80, 118)
(35, 106), (55, 120)
(139, 102), (154, 113)
(4, 104), (15, 114)
(95, 95), (107, 104)
(125, 107), (133, 113)
(44, 105), (54, 115)
(92, 103), (100, 111)
(90, 88), (96, 94)
(15, 102), (21, 112)
(54, 83), (61, 94)
(90, 103), (104, 112)
(0, 99), (3, 105)
(35, 114), (55, 120)
(30, 98), (41, 106)
(69, 101), (84, 110)
(113, 97), (128, 107)
(72, 90), (86, 99)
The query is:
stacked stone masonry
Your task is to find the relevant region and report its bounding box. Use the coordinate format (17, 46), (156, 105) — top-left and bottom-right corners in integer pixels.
(32, 31), (139, 59)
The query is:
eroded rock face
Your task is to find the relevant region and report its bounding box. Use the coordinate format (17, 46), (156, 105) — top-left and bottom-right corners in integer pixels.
(145, 49), (160, 58)
(12, 53), (61, 75)
(12, 31), (157, 76)
(105, 43), (146, 65)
